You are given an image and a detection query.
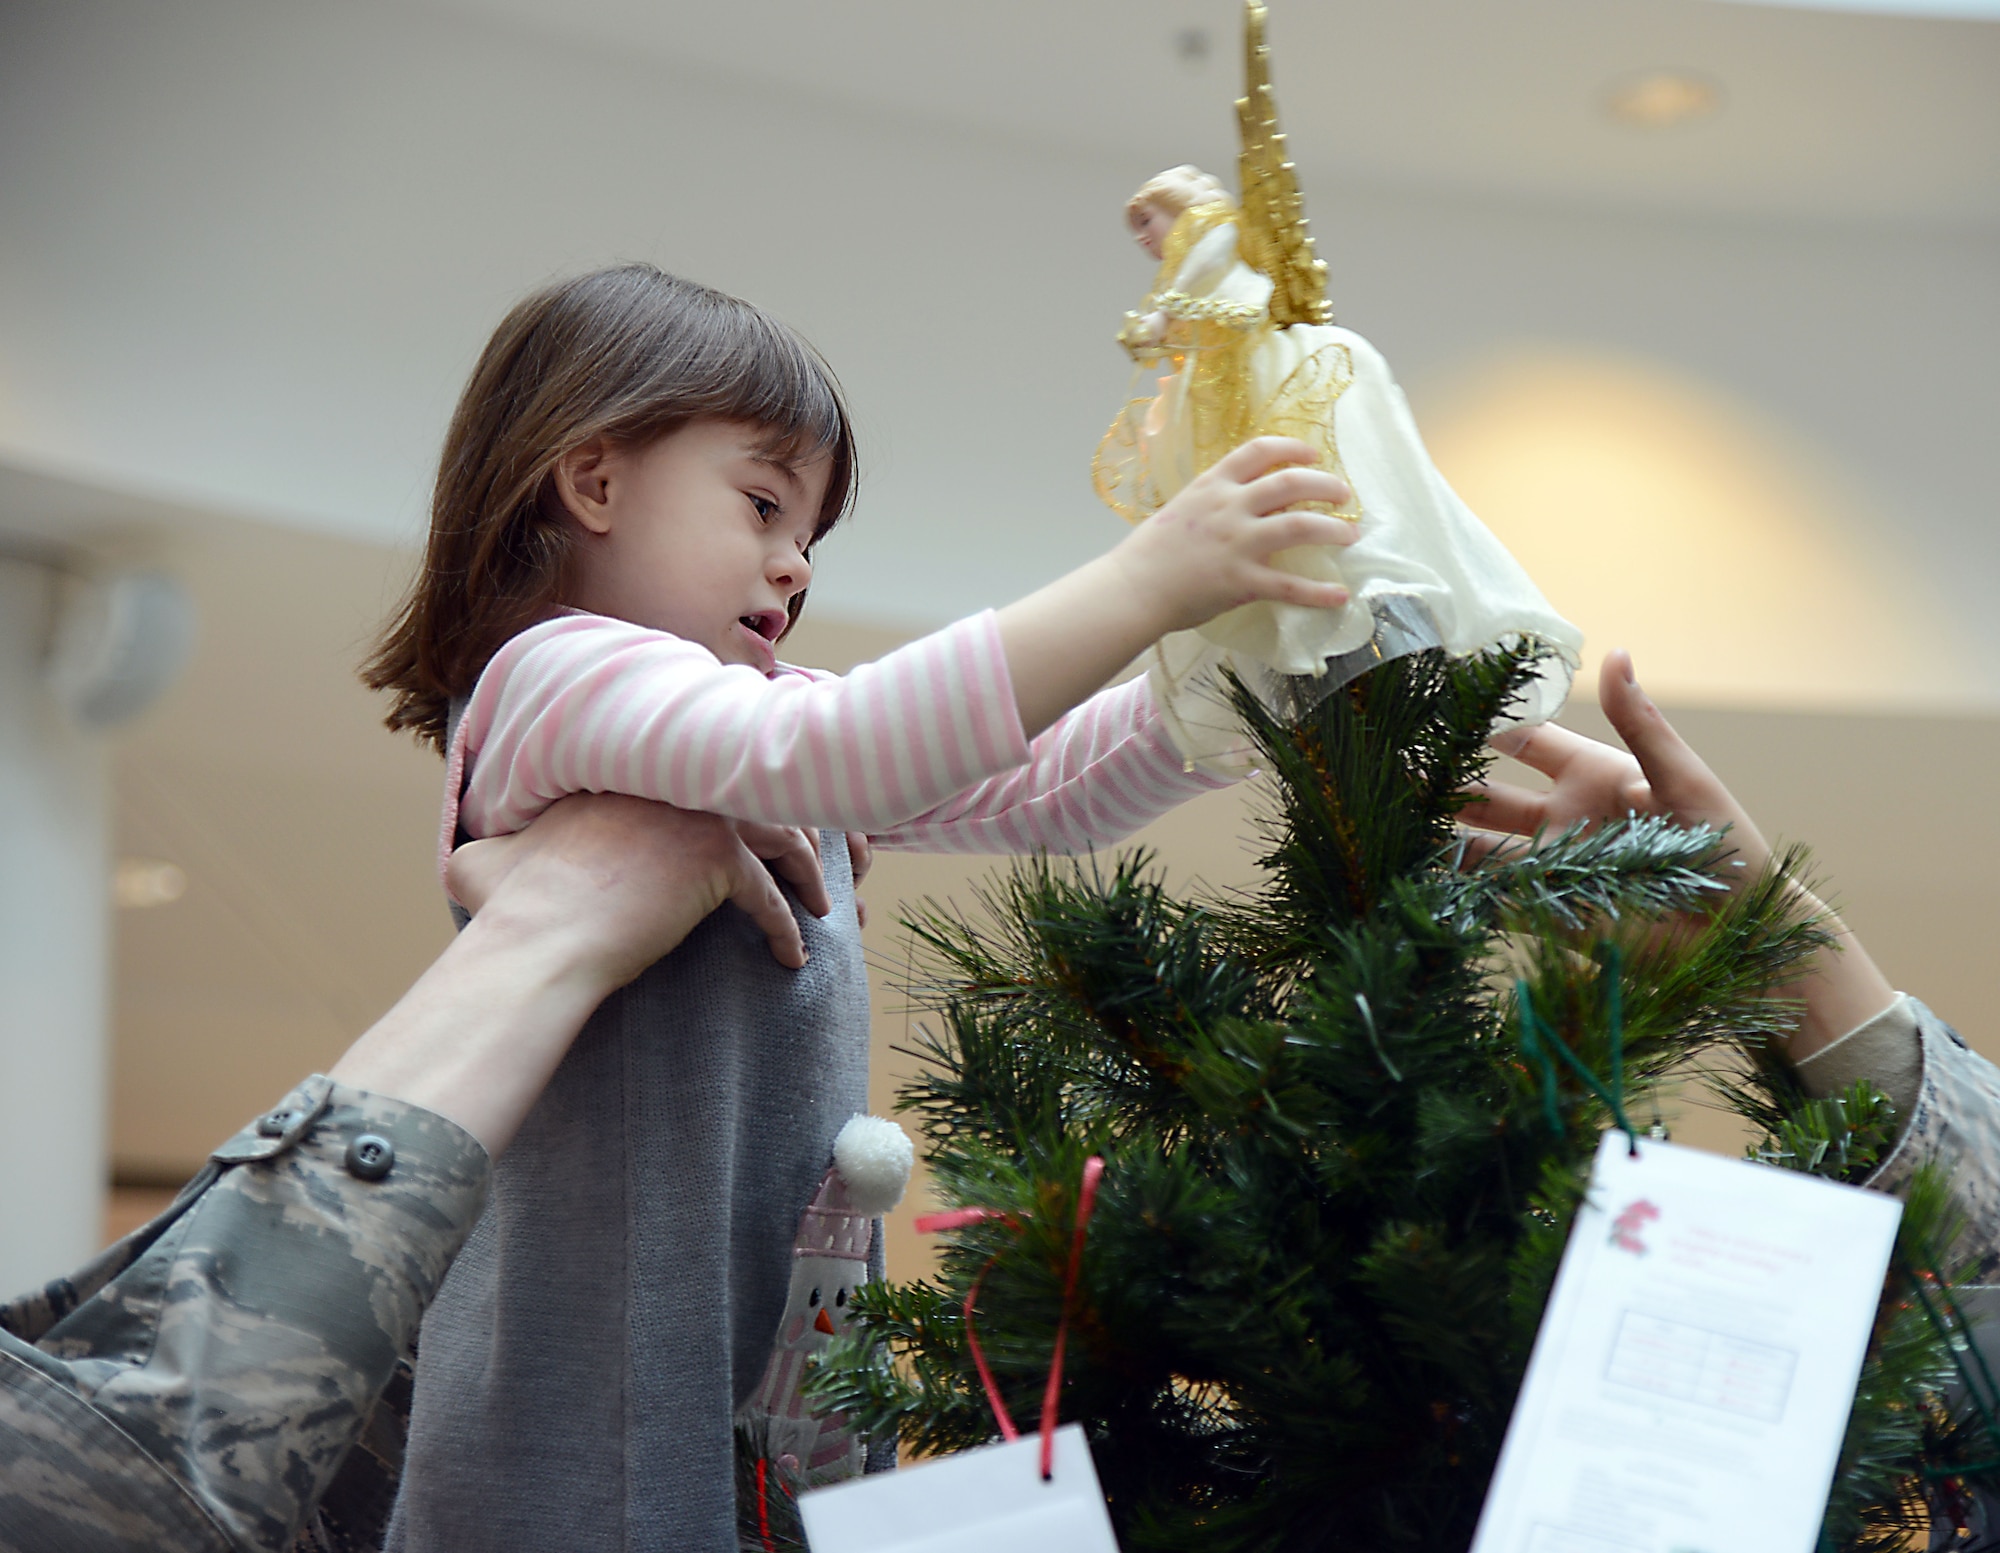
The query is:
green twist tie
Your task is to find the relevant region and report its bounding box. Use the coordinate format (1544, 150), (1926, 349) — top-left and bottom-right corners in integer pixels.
(1515, 943), (1639, 1152)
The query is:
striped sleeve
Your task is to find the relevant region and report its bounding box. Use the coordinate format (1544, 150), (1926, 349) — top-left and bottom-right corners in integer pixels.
(452, 611), (1030, 844)
(871, 673), (1231, 857)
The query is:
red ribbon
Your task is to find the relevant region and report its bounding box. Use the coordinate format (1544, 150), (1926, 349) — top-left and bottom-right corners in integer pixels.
(914, 1155), (1106, 1481)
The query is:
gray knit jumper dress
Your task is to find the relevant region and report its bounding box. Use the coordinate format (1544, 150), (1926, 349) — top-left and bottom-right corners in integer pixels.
(388, 712), (877, 1550)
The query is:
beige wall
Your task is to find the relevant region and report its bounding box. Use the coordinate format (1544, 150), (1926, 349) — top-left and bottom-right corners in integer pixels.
(108, 518), (446, 1176)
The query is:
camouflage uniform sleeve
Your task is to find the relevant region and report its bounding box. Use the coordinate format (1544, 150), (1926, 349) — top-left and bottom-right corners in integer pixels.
(1864, 999), (2000, 1284)
(0, 1075), (489, 1553)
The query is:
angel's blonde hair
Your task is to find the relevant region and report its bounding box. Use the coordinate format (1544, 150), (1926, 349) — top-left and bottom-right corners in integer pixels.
(1126, 165), (1232, 225)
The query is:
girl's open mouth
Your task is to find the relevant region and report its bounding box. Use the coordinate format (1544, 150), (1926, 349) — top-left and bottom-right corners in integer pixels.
(734, 613), (782, 672)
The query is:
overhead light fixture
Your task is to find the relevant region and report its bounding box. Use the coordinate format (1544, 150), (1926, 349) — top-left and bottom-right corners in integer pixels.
(1710, 0), (2000, 16)
(1604, 70), (1724, 128)
(114, 858), (187, 910)
(45, 571), (197, 729)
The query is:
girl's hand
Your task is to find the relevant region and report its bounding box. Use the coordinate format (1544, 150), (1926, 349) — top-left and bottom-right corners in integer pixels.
(994, 438), (1356, 739)
(1111, 437), (1357, 637)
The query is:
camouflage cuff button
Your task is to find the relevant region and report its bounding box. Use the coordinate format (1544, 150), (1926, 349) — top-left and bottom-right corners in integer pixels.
(345, 1133), (396, 1181)
(212, 1077), (336, 1164)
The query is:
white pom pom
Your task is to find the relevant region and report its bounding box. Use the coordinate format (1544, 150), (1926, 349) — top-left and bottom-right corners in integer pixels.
(831, 1115), (914, 1215)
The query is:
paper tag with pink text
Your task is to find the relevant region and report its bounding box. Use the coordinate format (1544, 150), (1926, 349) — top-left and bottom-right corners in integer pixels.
(1471, 1131), (1902, 1553)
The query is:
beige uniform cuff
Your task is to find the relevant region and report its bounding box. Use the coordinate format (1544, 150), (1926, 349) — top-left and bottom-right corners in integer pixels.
(1794, 991), (1922, 1118)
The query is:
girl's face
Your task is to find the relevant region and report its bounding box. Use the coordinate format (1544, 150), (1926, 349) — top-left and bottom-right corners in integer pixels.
(556, 418), (831, 674)
(1129, 200), (1178, 261)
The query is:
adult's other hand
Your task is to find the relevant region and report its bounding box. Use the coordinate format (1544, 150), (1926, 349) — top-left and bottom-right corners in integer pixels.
(1461, 650), (1892, 1059)
(339, 795), (813, 1152)
(451, 798), (815, 973)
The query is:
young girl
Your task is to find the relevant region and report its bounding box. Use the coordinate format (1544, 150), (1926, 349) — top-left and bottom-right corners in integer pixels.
(364, 263), (1353, 1552)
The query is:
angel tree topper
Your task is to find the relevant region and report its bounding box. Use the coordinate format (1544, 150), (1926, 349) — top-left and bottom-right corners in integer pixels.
(1096, 1), (1582, 771)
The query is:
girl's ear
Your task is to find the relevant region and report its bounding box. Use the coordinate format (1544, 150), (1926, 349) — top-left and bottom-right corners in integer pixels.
(553, 439), (618, 535)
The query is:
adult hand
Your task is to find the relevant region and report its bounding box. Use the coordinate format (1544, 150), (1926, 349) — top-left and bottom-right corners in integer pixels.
(340, 795), (818, 1152)
(731, 822), (832, 926)
(846, 830), (874, 928)
(1462, 648), (1771, 883)
(1461, 650), (1893, 1059)
(451, 799), (814, 972)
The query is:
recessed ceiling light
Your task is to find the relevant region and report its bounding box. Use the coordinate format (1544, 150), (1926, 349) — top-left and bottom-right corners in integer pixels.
(1174, 26), (1212, 66)
(1605, 71), (1724, 128)
(114, 857), (187, 910)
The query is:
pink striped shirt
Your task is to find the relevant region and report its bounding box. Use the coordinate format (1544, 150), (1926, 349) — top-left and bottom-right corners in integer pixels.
(442, 610), (1229, 874)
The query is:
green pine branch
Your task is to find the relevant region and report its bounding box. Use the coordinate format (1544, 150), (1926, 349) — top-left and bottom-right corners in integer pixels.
(1459, 812), (1735, 929)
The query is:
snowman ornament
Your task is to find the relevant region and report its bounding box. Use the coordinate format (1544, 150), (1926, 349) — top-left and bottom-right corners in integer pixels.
(738, 1114), (914, 1487)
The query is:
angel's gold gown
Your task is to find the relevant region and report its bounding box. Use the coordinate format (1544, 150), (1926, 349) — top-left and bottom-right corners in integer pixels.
(1095, 200), (1583, 772)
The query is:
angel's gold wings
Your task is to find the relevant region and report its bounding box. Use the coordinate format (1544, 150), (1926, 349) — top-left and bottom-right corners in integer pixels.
(1235, 1), (1331, 328)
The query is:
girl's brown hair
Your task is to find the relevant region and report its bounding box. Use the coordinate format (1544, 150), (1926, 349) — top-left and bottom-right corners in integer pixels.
(364, 263), (857, 751)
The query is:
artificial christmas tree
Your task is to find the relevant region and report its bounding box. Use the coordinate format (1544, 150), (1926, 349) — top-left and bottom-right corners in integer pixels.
(810, 645), (1998, 1552)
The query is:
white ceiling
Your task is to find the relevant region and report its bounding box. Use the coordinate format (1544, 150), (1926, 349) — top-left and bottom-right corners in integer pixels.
(405, 0), (2000, 227)
(2, 0), (1994, 650)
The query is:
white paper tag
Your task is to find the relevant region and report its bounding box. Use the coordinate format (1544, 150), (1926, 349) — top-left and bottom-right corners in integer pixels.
(1470, 1132), (1903, 1553)
(799, 1423), (1119, 1553)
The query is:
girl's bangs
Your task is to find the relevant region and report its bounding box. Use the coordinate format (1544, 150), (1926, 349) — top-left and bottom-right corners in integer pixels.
(724, 321), (855, 536)
(738, 331), (847, 460)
